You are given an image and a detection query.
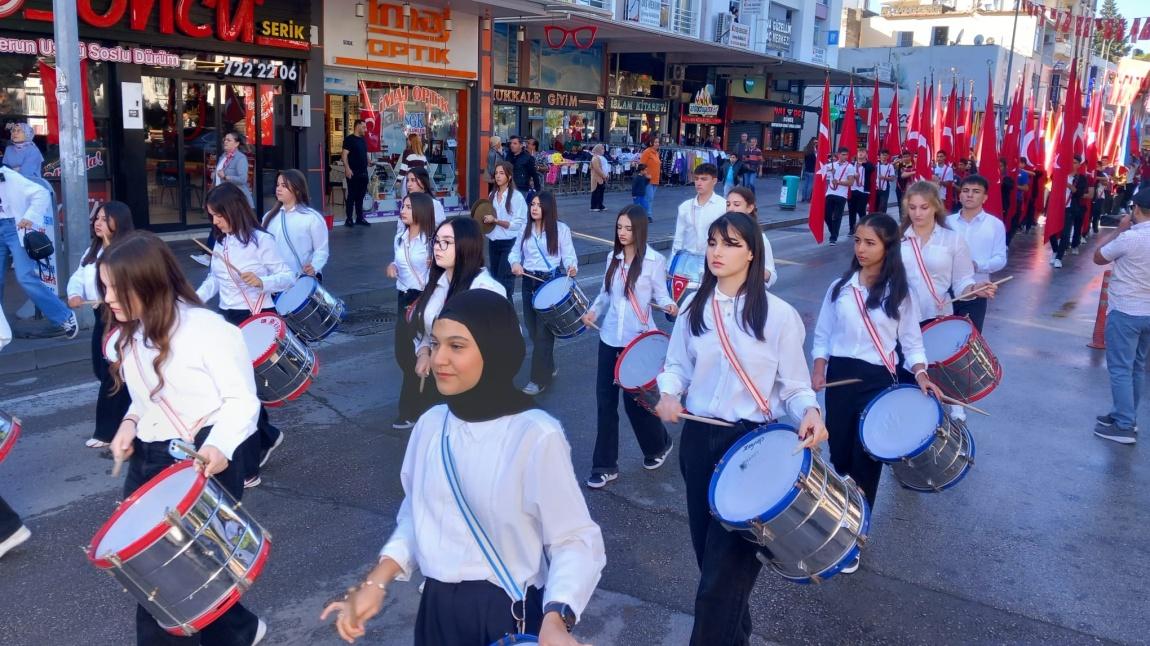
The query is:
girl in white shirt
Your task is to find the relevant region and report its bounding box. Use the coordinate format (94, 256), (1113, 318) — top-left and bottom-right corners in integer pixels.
(321, 289), (604, 646)
(654, 212), (826, 646)
(102, 231), (266, 645)
(404, 167), (446, 227)
(387, 192), (435, 430)
(484, 161), (529, 297)
(726, 186), (779, 287)
(262, 169), (330, 280)
(510, 191), (578, 395)
(0, 307), (30, 561)
(197, 183), (294, 488)
(66, 201), (134, 449)
(581, 205), (677, 489)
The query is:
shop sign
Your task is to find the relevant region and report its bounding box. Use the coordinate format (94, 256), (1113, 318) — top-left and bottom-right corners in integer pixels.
(366, 2), (451, 64)
(43, 149), (106, 179)
(767, 19), (791, 49)
(494, 86), (605, 110)
(624, 0), (663, 28)
(715, 13), (750, 49)
(770, 107), (804, 130)
(687, 85), (719, 118)
(682, 114), (723, 125)
(375, 85), (453, 114)
(0, 35), (180, 67)
(608, 96), (669, 114)
(325, 2), (478, 79)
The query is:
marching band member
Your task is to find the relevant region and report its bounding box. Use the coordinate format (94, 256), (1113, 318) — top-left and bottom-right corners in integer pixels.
(412, 217), (506, 383)
(262, 169), (330, 280)
(510, 191), (578, 396)
(946, 174), (1007, 332)
(197, 183), (294, 488)
(811, 213), (943, 571)
(321, 289), (604, 646)
(932, 150), (956, 210)
(875, 150), (896, 213)
(821, 147), (857, 245)
(387, 193), (436, 430)
(848, 147), (874, 235)
(725, 186), (779, 287)
(581, 205), (677, 489)
(103, 231), (267, 645)
(654, 212), (826, 645)
(67, 201), (134, 449)
(0, 305), (30, 560)
(672, 162), (726, 256)
(484, 161), (528, 297)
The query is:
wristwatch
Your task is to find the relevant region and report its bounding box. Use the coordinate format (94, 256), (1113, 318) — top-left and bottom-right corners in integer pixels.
(543, 602), (576, 632)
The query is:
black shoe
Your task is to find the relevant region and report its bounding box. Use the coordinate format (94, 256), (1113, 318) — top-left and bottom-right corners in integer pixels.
(643, 439), (674, 470)
(344, 218), (355, 227)
(585, 472), (618, 489)
(1097, 414), (1139, 433)
(829, 239), (838, 246)
(355, 218), (372, 227)
(1094, 423), (1137, 444)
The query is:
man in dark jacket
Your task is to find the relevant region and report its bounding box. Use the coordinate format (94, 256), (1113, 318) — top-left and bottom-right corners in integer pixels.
(508, 136), (540, 200)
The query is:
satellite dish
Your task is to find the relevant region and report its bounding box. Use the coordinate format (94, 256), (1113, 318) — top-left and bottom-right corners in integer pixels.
(986, 37), (996, 44)
(974, 34), (985, 45)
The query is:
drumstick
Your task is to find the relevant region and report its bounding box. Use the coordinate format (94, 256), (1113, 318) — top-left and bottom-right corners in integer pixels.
(945, 275), (1014, 306)
(192, 239), (242, 275)
(825, 378), (863, 388)
(650, 301), (673, 314)
(938, 394), (990, 417)
(172, 441), (213, 465)
(111, 457), (124, 478)
(679, 413), (734, 427)
(586, 320), (600, 331)
(519, 272), (547, 283)
(419, 375), (426, 393)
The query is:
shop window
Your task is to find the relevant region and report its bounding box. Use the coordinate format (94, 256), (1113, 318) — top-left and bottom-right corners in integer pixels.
(493, 24), (519, 86)
(494, 105), (519, 142)
(529, 42), (603, 95)
(535, 108), (598, 153)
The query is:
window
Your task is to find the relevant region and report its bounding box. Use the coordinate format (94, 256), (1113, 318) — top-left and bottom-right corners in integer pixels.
(895, 31), (914, 47)
(932, 27), (949, 47)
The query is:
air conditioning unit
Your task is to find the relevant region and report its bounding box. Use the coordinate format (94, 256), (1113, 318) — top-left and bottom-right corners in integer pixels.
(671, 65), (686, 82)
(668, 82), (683, 97)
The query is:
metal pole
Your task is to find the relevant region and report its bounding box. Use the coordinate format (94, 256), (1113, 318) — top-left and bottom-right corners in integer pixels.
(51, 0), (91, 297)
(1002, 0), (1021, 134)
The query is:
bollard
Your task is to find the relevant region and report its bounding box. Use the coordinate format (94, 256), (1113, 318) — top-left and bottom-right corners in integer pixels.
(1087, 269), (1111, 350)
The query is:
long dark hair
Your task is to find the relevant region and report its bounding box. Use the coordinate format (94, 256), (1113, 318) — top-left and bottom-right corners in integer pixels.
(831, 213), (909, 319)
(404, 192), (437, 259)
(412, 217), (486, 334)
(522, 191), (559, 257)
(605, 205), (648, 296)
(98, 231), (204, 397)
(83, 201), (135, 266)
(407, 166), (435, 195)
(206, 183), (263, 245)
(262, 169), (311, 228)
(491, 160), (518, 211)
(686, 213), (769, 340)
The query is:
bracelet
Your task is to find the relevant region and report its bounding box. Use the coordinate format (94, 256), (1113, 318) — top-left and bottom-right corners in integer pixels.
(914, 369), (927, 379)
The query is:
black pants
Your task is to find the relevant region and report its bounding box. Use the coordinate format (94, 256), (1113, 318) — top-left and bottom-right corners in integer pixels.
(414, 579), (542, 646)
(345, 174), (368, 222)
(126, 428), (259, 646)
(592, 341), (670, 475)
(1053, 206), (1084, 259)
(487, 239), (516, 299)
(825, 194), (848, 242)
(590, 183), (606, 210)
(825, 356), (893, 508)
(395, 289), (438, 421)
(221, 308), (282, 479)
(847, 191), (869, 233)
(0, 494), (21, 540)
(876, 187), (891, 213)
(91, 307), (132, 443)
(953, 297), (988, 333)
(520, 272), (557, 387)
(1090, 199), (1105, 233)
(680, 419), (762, 646)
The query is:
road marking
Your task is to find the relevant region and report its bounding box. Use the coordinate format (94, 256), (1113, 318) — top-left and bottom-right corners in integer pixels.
(0, 380), (99, 408)
(774, 258), (801, 266)
(572, 231), (614, 246)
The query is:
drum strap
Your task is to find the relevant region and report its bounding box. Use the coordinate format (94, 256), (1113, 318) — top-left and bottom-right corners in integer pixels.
(620, 264), (649, 327)
(711, 297), (772, 419)
(401, 234), (427, 290)
(439, 412), (527, 634)
(907, 236), (946, 311)
(130, 344), (205, 445)
(530, 232), (555, 273)
(221, 240), (266, 316)
(851, 287), (898, 379)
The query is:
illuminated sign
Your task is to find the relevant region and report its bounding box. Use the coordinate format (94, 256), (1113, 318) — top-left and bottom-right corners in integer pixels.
(494, 86), (605, 110)
(367, 2), (451, 64)
(0, 35), (180, 66)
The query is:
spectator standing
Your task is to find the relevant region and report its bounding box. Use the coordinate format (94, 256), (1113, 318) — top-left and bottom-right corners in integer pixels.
(800, 137), (817, 202)
(632, 163), (651, 219)
(341, 119), (371, 227)
(508, 136), (540, 203)
(590, 144), (609, 212)
(3, 123), (43, 179)
(741, 137), (763, 193)
(214, 131), (254, 208)
(485, 135), (503, 196)
(639, 139), (661, 217)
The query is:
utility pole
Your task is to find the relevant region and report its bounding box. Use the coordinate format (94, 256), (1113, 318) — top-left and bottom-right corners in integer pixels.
(51, 0), (91, 304)
(1002, 0), (1021, 134)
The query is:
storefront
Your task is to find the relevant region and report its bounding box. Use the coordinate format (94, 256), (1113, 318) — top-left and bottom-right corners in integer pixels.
(727, 76), (813, 175)
(0, 0), (316, 232)
(679, 85), (724, 148)
(323, 0), (477, 217)
(492, 86), (605, 153)
(606, 96), (668, 147)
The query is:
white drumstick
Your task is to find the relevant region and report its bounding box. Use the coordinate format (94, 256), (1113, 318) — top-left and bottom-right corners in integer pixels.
(519, 272), (547, 283)
(938, 394), (990, 417)
(825, 378), (862, 388)
(945, 275), (1013, 306)
(679, 413), (734, 427)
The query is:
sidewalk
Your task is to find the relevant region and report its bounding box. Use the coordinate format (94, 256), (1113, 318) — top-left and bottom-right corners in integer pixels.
(1, 177), (807, 373)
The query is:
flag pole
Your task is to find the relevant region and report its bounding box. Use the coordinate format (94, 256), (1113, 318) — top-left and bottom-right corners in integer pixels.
(1002, 0), (1022, 135)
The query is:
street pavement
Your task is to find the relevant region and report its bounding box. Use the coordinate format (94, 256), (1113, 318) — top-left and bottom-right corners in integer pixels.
(1, 183), (1147, 645)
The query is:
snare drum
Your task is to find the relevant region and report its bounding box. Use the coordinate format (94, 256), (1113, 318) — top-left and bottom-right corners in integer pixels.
(614, 331), (670, 413)
(709, 424), (870, 583)
(859, 385), (976, 492)
(490, 636), (537, 646)
(274, 276), (345, 342)
(667, 250), (705, 305)
(239, 314), (318, 405)
(532, 276), (590, 339)
(87, 461), (271, 636)
(0, 409), (21, 465)
(921, 315), (1002, 403)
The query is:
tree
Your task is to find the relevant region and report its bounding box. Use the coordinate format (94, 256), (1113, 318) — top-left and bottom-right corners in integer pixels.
(1093, 0), (1131, 62)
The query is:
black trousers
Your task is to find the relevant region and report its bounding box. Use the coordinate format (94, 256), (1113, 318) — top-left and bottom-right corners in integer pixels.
(953, 297), (988, 332)
(824, 194), (848, 242)
(590, 183), (606, 210)
(1053, 206), (1085, 259)
(395, 289), (438, 421)
(520, 272), (557, 387)
(487, 239), (516, 299)
(680, 419), (763, 646)
(876, 187), (891, 213)
(847, 191), (869, 233)
(91, 307), (132, 443)
(0, 494), (21, 540)
(415, 579), (542, 646)
(221, 308), (282, 479)
(345, 174), (368, 221)
(592, 341), (670, 474)
(126, 428), (259, 646)
(825, 356), (893, 508)
(1090, 199), (1105, 233)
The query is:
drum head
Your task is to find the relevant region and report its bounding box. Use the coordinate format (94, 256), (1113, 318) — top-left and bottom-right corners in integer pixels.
(922, 317), (973, 364)
(710, 426), (807, 526)
(490, 636), (538, 646)
(102, 328), (122, 363)
(532, 276), (573, 310)
(240, 315), (286, 364)
(91, 462), (201, 562)
(616, 332), (670, 389)
(275, 277), (317, 315)
(859, 385), (941, 461)
(670, 250), (705, 279)
(0, 411), (20, 464)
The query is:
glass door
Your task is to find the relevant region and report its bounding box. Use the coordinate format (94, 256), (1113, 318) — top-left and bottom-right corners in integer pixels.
(142, 76), (181, 226)
(181, 80), (217, 228)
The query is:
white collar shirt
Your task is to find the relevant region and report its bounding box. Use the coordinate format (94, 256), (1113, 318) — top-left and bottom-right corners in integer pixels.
(673, 193), (728, 255)
(656, 290), (819, 423)
(900, 225), (976, 319)
(876, 162), (896, 191)
(945, 210), (1007, 282)
(379, 406), (606, 619)
(269, 206), (330, 275)
(414, 269), (507, 352)
(196, 231), (295, 312)
(66, 247), (102, 301)
(508, 222), (578, 273)
(588, 248), (675, 347)
(821, 161), (856, 199)
(851, 162), (870, 194)
(487, 189), (528, 241)
(1099, 221), (1150, 316)
(393, 230), (432, 292)
(933, 164), (955, 199)
(0, 166), (50, 223)
(397, 198), (447, 236)
(812, 272), (927, 371)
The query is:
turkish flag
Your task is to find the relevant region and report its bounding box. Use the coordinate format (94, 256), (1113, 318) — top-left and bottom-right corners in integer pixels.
(840, 85), (858, 154)
(915, 84), (934, 181)
(809, 77), (832, 244)
(941, 82), (957, 158)
(38, 61), (97, 144)
(867, 77), (883, 211)
(1045, 58), (1081, 243)
(1001, 78), (1025, 177)
(357, 81), (382, 153)
(977, 75), (1003, 219)
(884, 84), (901, 156)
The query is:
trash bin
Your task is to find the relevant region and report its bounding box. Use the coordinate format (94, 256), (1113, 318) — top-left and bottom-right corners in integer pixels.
(780, 175), (800, 210)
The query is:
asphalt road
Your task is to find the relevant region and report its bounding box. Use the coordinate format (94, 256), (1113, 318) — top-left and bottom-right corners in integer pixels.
(0, 222), (1144, 645)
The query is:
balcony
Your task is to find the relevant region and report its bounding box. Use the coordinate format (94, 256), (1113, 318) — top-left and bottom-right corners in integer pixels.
(671, 5), (698, 37)
(880, 1), (956, 18)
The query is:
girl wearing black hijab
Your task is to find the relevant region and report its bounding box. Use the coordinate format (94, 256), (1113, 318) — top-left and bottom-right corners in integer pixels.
(322, 290), (605, 646)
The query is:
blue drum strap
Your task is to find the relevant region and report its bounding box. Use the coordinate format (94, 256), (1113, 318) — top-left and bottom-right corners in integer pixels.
(531, 233), (555, 273)
(279, 209), (306, 277)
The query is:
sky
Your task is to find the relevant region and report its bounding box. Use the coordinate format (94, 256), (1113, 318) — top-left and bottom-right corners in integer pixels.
(1111, 0), (1148, 45)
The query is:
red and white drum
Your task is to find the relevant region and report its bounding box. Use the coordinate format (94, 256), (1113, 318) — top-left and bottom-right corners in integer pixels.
(87, 461), (271, 636)
(614, 330), (671, 413)
(239, 314), (318, 405)
(0, 409), (21, 464)
(921, 315), (1002, 403)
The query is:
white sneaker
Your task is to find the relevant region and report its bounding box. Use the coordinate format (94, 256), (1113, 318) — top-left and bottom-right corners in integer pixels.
(251, 618), (267, 645)
(1053, 259), (1063, 268)
(1049, 256), (1056, 266)
(950, 404), (967, 422)
(0, 526), (31, 559)
(190, 253), (211, 267)
(522, 382), (544, 395)
(1071, 247), (1079, 255)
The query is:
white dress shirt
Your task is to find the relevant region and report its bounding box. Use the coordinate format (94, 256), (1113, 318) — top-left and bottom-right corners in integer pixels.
(851, 163), (870, 195)
(106, 303), (259, 459)
(66, 247), (102, 301)
(588, 248), (675, 348)
(1099, 221), (1150, 316)
(486, 189), (528, 242)
(269, 206), (330, 275)
(657, 289), (820, 423)
(932, 164), (955, 200)
(414, 269), (507, 352)
(380, 406), (606, 618)
(673, 192), (728, 255)
(196, 231), (295, 312)
(393, 229), (432, 293)
(876, 162), (896, 192)
(821, 161), (856, 199)
(945, 211), (1007, 283)
(508, 222), (577, 273)
(812, 273), (927, 371)
(900, 225), (976, 319)
(0, 166), (50, 224)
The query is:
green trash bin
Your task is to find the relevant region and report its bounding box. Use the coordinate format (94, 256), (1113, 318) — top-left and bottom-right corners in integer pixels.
(780, 175), (800, 210)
